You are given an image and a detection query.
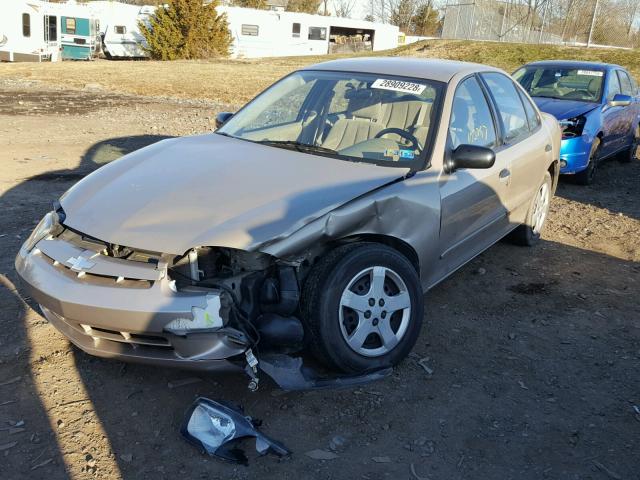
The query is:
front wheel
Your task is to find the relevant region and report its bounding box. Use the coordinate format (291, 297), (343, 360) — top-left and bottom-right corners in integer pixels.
(301, 243), (423, 373)
(574, 138), (600, 185)
(509, 171), (552, 246)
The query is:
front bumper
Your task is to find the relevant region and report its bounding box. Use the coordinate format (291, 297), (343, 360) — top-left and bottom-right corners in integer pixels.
(15, 238), (246, 371)
(559, 134), (593, 174)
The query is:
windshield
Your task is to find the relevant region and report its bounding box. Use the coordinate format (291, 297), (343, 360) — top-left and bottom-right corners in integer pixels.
(218, 70), (443, 167)
(513, 66), (604, 103)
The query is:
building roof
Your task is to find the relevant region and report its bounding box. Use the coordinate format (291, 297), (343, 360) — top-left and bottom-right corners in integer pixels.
(304, 57), (503, 83)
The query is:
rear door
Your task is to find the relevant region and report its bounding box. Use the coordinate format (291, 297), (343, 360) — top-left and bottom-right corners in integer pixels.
(616, 69), (638, 148)
(480, 72), (548, 225)
(437, 75), (510, 278)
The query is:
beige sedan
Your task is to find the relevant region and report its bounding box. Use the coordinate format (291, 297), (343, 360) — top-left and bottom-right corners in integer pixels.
(15, 58), (561, 386)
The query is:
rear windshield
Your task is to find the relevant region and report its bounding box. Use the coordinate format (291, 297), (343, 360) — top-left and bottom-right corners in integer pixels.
(513, 66), (605, 103)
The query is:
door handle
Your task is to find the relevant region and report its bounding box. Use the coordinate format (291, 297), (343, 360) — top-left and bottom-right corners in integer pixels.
(499, 168), (510, 183)
(545, 144), (552, 152)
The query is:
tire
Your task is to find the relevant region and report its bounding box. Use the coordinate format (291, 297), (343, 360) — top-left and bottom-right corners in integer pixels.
(620, 124), (639, 163)
(574, 138), (600, 185)
(300, 243), (423, 373)
(509, 171), (552, 247)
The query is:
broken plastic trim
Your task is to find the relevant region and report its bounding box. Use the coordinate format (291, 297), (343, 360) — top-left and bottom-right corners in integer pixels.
(259, 353), (393, 391)
(181, 397), (290, 465)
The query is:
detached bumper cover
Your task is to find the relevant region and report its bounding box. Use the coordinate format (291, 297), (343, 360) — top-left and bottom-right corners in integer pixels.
(15, 240), (246, 371)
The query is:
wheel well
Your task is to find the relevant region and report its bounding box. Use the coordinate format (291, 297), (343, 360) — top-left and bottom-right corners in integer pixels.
(335, 234), (420, 274)
(548, 160), (559, 194)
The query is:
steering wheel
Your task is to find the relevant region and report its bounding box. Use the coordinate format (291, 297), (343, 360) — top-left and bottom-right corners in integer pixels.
(374, 128), (421, 151)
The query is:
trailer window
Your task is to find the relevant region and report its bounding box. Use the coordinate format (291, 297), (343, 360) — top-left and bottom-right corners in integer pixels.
(22, 13), (31, 37)
(241, 24), (259, 36)
(114, 25), (126, 34)
(45, 15), (58, 42)
(292, 23), (301, 38)
(308, 27), (326, 41)
(65, 17), (76, 34)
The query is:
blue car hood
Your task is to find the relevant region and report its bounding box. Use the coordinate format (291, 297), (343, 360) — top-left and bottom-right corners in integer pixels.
(532, 97), (599, 120)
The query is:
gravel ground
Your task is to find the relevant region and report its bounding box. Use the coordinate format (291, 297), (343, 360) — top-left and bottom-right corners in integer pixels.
(0, 80), (638, 480)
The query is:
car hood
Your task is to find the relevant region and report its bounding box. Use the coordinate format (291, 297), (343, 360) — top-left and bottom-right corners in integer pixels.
(531, 97), (599, 120)
(60, 134), (409, 255)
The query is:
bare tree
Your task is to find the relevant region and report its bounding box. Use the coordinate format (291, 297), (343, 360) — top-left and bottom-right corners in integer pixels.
(333, 0), (356, 17)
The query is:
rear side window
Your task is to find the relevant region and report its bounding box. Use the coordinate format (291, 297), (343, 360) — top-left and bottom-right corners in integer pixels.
(449, 76), (497, 149)
(482, 72), (529, 143)
(517, 89), (541, 131)
(617, 70), (633, 96)
(292, 23), (301, 38)
(22, 13), (31, 37)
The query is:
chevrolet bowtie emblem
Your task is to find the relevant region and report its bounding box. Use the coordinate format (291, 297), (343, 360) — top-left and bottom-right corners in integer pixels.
(67, 256), (96, 272)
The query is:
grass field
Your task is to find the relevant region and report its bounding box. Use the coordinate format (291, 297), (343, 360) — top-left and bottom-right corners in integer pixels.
(1, 39), (638, 106)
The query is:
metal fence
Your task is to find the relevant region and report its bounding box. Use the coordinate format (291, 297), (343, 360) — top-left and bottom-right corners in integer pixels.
(442, 0), (640, 49)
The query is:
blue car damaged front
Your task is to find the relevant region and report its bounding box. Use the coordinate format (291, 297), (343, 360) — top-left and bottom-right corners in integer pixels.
(514, 61), (640, 184)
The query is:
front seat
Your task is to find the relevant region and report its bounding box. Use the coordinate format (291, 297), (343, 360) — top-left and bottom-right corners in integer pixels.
(322, 91), (385, 151)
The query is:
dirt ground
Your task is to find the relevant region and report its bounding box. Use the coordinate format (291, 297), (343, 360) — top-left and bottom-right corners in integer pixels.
(0, 79), (639, 480)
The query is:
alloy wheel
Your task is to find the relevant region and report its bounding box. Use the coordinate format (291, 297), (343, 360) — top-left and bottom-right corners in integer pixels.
(531, 182), (550, 235)
(338, 266), (411, 357)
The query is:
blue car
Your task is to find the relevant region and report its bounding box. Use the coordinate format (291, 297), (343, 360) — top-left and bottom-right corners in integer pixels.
(514, 61), (640, 184)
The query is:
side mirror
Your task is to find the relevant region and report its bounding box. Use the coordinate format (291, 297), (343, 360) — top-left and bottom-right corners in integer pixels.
(215, 112), (234, 129)
(446, 144), (496, 172)
(608, 93), (632, 107)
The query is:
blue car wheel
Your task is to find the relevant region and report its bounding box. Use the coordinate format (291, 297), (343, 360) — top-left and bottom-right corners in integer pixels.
(575, 138), (601, 185)
(620, 124), (640, 163)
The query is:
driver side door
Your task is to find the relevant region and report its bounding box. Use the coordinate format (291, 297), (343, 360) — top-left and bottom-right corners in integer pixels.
(437, 75), (511, 280)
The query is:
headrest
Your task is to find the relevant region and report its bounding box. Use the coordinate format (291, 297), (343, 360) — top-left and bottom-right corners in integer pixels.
(588, 78), (600, 95)
(346, 89), (382, 120)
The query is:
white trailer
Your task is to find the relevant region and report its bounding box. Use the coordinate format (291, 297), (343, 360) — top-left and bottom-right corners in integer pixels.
(0, 0), (61, 62)
(220, 7), (399, 58)
(88, 1), (154, 58)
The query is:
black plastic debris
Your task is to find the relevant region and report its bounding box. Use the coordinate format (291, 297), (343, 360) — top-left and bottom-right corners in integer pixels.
(181, 397), (290, 465)
(259, 353), (392, 391)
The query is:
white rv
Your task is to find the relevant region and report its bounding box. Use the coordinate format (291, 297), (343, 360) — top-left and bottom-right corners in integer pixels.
(0, 0), (61, 62)
(220, 7), (399, 58)
(88, 1), (154, 58)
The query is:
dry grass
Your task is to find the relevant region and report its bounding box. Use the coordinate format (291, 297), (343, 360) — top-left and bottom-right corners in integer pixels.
(0, 40), (638, 106)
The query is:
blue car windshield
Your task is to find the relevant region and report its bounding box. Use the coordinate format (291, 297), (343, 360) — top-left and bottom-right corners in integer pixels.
(513, 66), (604, 103)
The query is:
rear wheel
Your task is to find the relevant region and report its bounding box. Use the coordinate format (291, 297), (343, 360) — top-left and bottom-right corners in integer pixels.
(301, 243), (423, 373)
(620, 124), (639, 163)
(509, 171), (552, 246)
(574, 138), (600, 185)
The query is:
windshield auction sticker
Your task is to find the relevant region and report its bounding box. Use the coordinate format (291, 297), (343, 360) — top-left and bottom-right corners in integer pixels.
(577, 70), (604, 77)
(372, 79), (426, 94)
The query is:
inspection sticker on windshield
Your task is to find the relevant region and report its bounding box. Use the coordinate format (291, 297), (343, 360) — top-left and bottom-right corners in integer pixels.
(577, 70), (604, 77)
(372, 79), (426, 94)
(384, 148), (415, 160)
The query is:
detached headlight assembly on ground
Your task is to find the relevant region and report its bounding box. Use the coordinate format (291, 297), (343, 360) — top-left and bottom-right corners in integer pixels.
(181, 397), (291, 465)
(559, 116), (586, 139)
(23, 211), (63, 252)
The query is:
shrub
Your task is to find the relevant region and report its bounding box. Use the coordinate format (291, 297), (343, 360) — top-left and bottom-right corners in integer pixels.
(139, 0), (231, 60)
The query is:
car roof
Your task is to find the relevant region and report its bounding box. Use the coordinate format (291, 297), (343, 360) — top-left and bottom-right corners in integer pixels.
(522, 60), (623, 71)
(302, 57), (503, 83)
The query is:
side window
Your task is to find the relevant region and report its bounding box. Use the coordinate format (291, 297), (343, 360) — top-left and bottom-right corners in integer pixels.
(22, 13), (31, 37)
(482, 72), (529, 143)
(114, 25), (126, 34)
(241, 24), (259, 36)
(292, 23), (301, 38)
(617, 70), (633, 96)
(308, 27), (326, 41)
(606, 71), (621, 101)
(517, 88), (541, 131)
(449, 77), (497, 149)
(65, 17), (76, 34)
